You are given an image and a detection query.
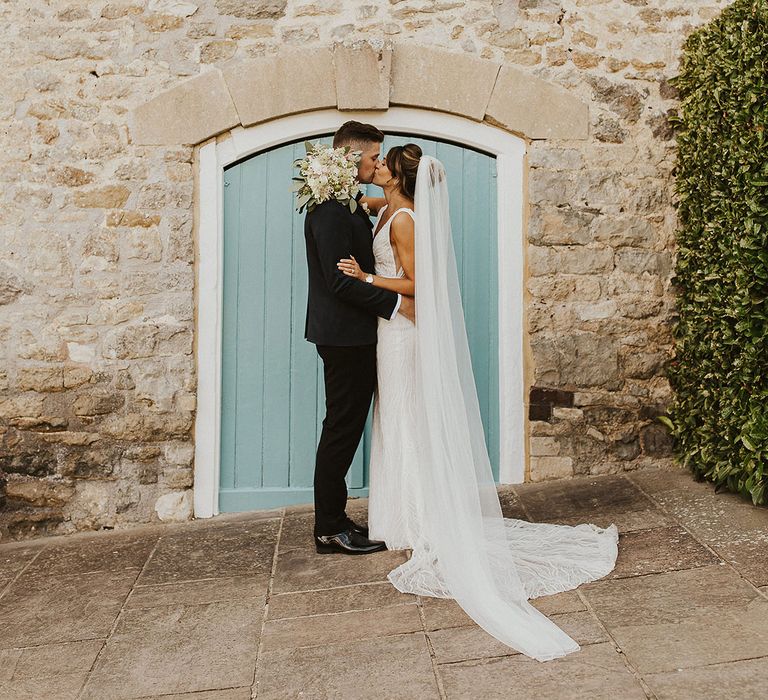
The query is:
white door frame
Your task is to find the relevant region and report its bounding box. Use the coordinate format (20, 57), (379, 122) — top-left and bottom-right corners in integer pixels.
(194, 108), (527, 518)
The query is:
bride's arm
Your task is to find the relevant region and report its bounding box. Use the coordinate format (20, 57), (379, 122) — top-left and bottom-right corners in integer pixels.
(360, 196), (387, 215)
(389, 213), (415, 294)
(337, 213), (415, 296)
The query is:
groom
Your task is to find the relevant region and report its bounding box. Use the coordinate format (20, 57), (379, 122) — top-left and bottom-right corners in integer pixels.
(304, 120), (415, 555)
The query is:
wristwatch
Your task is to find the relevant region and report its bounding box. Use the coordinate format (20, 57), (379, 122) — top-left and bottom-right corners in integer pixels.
(365, 274), (374, 284)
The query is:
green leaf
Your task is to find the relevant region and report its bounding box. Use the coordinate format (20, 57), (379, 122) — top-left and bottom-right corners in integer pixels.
(741, 435), (757, 451)
(657, 415), (676, 432)
(296, 192), (312, 210)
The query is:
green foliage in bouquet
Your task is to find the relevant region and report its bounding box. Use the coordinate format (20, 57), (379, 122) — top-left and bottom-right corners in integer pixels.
(663, 0), (768, 504)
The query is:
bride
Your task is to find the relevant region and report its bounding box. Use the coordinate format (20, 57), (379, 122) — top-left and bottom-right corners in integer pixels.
(336, 144), (619, 662)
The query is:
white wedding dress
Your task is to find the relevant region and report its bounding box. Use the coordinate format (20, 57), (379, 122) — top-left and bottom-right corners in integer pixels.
(366, 157), (620, 663)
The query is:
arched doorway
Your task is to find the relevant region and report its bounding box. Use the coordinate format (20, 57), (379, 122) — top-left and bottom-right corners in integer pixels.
(218, 133), (500, 511)
(195, 108), (526, 517)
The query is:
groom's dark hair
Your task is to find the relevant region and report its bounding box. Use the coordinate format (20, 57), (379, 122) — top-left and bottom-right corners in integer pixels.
(333, 121), (385, 149)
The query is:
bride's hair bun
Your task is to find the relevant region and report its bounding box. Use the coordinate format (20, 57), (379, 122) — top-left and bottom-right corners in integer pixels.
(385, 143), (422, 199)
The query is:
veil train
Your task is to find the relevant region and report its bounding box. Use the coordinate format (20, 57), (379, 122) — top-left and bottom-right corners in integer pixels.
(385, 155), (619, 662)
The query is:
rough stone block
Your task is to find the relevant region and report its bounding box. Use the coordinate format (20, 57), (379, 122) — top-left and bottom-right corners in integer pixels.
(529, 436), (561, 457)
(215, 0), (287, 19)
(390, 43), (500, 121)
(154, 489), (193, 522)
(529, 387), (575, 407)
(130, 69), (240, 145)
(4, 475), (75, 507)
(486, 65), (589, 140)
(221, 48), (336, 127)
(530, 456), (573, 482)
(73, 186), (130, 209)
(334, 43), (391, 110)
(528, 403), (552, 422)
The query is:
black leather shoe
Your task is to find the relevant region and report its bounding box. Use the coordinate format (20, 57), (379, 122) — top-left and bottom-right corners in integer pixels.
(315, 528), (387, 555)
(347, 518), (369, 538)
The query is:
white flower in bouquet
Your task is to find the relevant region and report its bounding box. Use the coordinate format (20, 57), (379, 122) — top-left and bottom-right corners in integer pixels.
(292, 141), (362, 214)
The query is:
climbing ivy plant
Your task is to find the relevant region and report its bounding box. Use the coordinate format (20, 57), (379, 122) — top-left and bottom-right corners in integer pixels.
(662, 0), (768, 504)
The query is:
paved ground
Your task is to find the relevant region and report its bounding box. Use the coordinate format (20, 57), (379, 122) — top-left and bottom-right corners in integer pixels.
(1, 466), (767, 700)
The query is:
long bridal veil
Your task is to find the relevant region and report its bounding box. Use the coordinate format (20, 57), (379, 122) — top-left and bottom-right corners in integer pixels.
(385, 155), (619, 662)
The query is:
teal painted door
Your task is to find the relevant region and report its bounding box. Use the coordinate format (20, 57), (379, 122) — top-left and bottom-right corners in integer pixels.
(219, 135), (498, 512)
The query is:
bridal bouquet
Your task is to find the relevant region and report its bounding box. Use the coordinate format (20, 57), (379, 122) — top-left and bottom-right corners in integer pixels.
(292, 141), (362, 214)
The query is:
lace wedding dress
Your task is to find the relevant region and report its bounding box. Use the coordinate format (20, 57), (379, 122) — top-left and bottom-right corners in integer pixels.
(366, 158), (619, 663)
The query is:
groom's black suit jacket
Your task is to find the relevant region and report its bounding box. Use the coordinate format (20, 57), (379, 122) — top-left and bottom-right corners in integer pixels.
(304, 193), (399, 346)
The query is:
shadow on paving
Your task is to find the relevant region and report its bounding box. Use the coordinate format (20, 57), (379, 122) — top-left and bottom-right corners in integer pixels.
(1, 466), (767, 699)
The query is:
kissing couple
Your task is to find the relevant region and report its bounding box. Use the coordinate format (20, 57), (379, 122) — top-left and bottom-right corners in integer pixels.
(302, 120), (619, 662)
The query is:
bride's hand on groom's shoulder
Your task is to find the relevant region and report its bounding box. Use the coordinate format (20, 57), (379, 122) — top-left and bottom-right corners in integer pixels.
(361, 196), (386, 216)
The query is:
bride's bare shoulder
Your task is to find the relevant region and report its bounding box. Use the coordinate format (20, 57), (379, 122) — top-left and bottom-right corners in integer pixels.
(390, 210), (415, 240)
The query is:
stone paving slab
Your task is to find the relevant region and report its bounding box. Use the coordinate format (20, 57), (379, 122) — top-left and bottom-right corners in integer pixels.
(277, 512), (317, 551)
(530, 589), (587, 616)
(582, 563), (759, 627)
(0, 569), (137, 648)
(261, 603), (423, 653)
(0, 650), (14, 682)
(127, 575), (265, 609)
(421, 596), (476, 630)
(643, 657), (768, 699)
(0, 466), (767, 699)
(18, 531), (159, 579)
(255, 632), (441, 699)
(608, 525), (719, 579)
(0, 542), (45, 579)
(0, 671), (87, 700)
(267, 581), (416, 620)
(512, 474), (678, 534)
(711, 538), (768, 587)
(437, 641), (647, 700)
(515, 474), (656, 520)
(630, 480), (768, 546)
(3, 639), (103, 678)
(609, 600), (768, 674)
(80, 598), (262, 699)
(135, 519), (279, 587)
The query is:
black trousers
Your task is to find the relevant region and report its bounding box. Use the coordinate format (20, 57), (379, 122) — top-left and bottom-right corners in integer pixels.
(313, 343), (377, 536)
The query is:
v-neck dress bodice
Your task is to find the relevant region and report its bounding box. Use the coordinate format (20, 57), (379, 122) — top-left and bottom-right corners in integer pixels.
(372, 206), (415, 279)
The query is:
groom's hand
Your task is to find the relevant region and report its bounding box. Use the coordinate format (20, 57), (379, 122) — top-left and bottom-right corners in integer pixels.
(398, 296), (415, 322)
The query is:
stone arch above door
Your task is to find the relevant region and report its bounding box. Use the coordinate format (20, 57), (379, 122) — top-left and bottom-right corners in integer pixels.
(129, 42), (589, 147)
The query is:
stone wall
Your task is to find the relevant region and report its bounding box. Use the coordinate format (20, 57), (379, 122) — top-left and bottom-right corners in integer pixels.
(0, 0), (730, 541)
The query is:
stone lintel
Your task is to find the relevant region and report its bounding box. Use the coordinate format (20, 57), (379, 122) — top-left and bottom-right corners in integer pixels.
(486, 66), (589, 141)
(390, 43), (501, 122)
(221, 48), (336, 127)
(130, 69), (240, 146)
(130, 44), (591, 145)
(334, 43), (391, 111)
